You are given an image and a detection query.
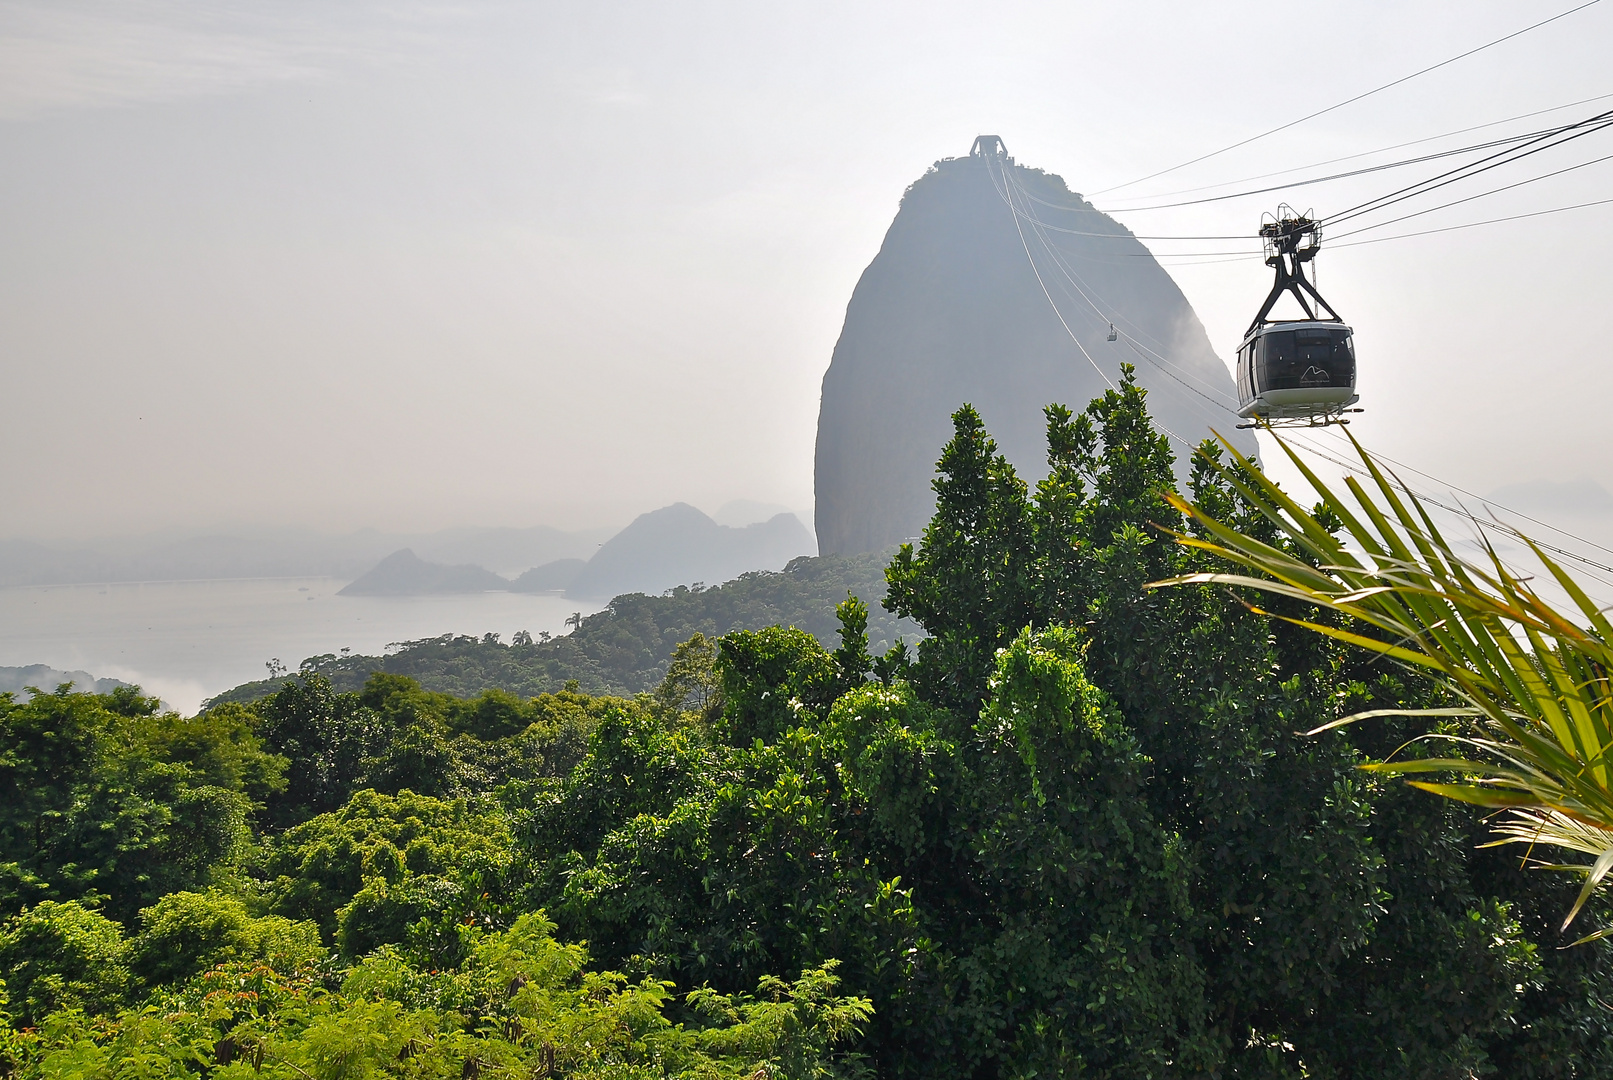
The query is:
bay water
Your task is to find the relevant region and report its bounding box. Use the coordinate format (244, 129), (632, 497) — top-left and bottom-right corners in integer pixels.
(0, 578), (602, 715)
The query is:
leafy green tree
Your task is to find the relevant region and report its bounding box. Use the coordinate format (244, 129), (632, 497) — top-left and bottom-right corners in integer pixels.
(255, 675), (395, 825)
(654, 631), (723, 721)
(884, 404), (1034, 710)
(0, 687), (270, 921)
(129, 891), (322, 987)
(0, 901), (131, 1025)
(505, 369), (1608, 1077)
(261, 789), (512, 946)
(20, 913), (873, 1080)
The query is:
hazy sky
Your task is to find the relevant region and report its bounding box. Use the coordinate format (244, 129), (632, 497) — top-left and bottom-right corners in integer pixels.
(4, 0), (1610, 541)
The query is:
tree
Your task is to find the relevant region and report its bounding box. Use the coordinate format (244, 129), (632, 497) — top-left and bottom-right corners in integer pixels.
(0, 687), (271, 922)
(130, 891), (321, 987)
(1157, 427), (1613, 941)
(0, 901), (131, 1025)
(653, 631), (723, 720)
(19, 914), (874, 1080)
(509, 369), (1610, 1077)
(261, 788), (512, 945)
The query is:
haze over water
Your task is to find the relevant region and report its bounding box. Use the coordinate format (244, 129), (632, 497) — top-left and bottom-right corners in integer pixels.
(0, 579), (601, 715)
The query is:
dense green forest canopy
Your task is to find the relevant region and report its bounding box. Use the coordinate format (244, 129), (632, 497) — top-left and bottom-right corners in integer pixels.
(0, 369), (1607, 1078)
(207, 552), (919, 706)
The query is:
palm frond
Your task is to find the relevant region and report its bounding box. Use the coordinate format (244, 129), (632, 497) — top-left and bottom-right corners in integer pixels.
(1150, 430), (1613, 930)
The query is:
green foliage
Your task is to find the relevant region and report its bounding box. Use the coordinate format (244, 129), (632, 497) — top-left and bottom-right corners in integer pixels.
(0, 687), (270, 921)
(261, 789), (513, 947)
(504, 369), (1613, 1077)
(1162, 427), (1613, 937)
(253, 674), (617, 825)
(884, 405), (1034, 710)
(717, 628), (838, 746)
(14, 913), (872, 1080)
(206, 553), (921, 706)
(0, 901), (131, 1025)
(654, 632), (723, 722)
(6, 372), (1613, 1077)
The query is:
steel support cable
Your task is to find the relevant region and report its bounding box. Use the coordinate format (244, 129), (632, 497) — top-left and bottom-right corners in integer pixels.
(1325, 149), (1613, 236)
(1013, 90), (1613, 217)
(1031, 133), (1613, 260)
(1019, 203), (1246, 403)
(1318, 109), (1613, 228)
(1003, 168), (1234, 391)
(1278, 430), (1613, 587)
(985, 154), (1205, 455)
(1163, 193), (1613, 260)
(1102, 127), (1578, 213)
(1091, 90), (1613, 204)
(1001, 170), (1243, 423)
(1327, 195), (1613, 249)
(987, 153), (1115, 390)
(1010, 122), (1593, 221)
(1303, 427), (1613, 564)
(1089, 0), (1604, 197)
(1028, 222), (1238, 424)
(1121, 338), (1241, 416)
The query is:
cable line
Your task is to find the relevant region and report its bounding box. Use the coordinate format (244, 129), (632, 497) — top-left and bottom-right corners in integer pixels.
(1325, 147), (1613, 236)
(995, 166), (1244, 431)
(1098, 90), (1613, 203)
(1304, 427), (1613, 564)
(1090, 0), (1603, 196)
(1327, 194), (1613, 249)
(1319, 108), (1613, 227)
(1103, 126), (1582, 213)
(983, 152), (1214, 454)
(985, 153), (1114, 390)
(1280, 431), (1613, 587)
(1150, 193), (1613, 261)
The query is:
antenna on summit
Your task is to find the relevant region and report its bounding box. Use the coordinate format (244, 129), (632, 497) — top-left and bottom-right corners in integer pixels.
(972, 135), (1009, 162)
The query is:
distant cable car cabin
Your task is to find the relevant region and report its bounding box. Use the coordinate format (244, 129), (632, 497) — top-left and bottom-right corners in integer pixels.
(1236, 208), (1358, 427)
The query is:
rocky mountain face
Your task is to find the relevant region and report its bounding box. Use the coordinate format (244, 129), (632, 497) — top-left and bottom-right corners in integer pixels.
(814, 140), (1257, 555)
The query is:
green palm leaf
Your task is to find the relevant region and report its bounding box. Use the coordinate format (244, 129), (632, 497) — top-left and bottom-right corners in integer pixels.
(1150, 429), (1613, 931)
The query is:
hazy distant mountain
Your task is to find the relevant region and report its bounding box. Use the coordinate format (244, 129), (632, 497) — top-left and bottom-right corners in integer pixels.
(0, 665), (131, 698)
(410, 526), (612, 577)
(509, 558), (587, 593)
(564, 504), (815, 600)
(814, 139), (1257, 555)
(712, 499), (794, 528)
(337, 549), (510, 596)
(0, 524), (611, 587)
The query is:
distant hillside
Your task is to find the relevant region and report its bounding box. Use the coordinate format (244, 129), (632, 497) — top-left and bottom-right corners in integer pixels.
(207, 550), (917, 705)
(509, 558), (586, 593)
(0, 665), (131, 698)
(337, 549), (509, 596)
(564, 504), (815, 600)
(0, 524), (610, 587)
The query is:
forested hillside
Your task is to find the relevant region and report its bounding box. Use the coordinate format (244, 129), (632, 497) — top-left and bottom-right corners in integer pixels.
(208, 551), (918, 705)
(0, 372), (1607, 1078)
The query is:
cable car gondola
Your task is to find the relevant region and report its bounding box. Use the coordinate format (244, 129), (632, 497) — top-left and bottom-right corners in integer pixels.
(1236, 209), (1358, 426)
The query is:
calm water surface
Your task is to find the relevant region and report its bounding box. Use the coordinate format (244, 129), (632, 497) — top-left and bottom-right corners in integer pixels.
(0, 578), (602, 714)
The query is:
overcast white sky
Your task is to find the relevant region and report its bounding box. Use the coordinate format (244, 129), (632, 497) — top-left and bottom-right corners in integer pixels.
(3, 0), (1610, 541)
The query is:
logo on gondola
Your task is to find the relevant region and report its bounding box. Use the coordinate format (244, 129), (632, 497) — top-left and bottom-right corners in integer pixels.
(1299, 366), (1331, 386)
